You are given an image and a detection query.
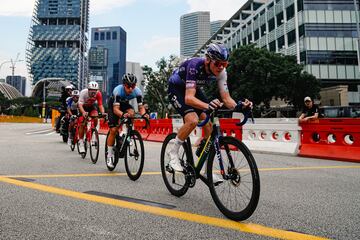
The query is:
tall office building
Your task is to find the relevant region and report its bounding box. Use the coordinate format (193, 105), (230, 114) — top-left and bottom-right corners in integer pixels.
(6, 76), (26, 96)
(88, 46), (108, 93)
(195, 0), (360, 105)
(26, 0), (89, 89)
(180, 12), (211, 58)
(91, 26), (126, 97)
(211, 20), (226, 36)
(126, 61), (144, 109)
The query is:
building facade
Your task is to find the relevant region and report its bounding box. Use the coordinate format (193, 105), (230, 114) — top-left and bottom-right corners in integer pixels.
(26, 0), (89, 89)
(180, 12), (211, 58)
(126, 61), (144, 109)
(88, 46), (108, 93)
(195, 0), (360, 104)
(91, 26), (126, 98)
(211, 20), (226, 36)
(6, 76), (26, 96)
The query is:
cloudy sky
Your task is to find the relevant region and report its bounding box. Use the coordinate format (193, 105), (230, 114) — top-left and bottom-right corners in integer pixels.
(0, 0), (246, 94)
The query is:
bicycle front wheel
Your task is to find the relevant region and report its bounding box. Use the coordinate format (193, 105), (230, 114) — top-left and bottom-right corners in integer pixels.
(207, 136), (260, 221)
(89, 128), (100, 164)
(160, 133), (190, 197)
(124, 130), (144, 181)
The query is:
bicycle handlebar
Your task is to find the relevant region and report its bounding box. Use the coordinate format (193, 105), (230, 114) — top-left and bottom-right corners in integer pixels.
(197, 108), (254, 127)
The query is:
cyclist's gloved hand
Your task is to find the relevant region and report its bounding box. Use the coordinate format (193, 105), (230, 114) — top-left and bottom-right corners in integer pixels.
(235, 99), (253, 112)
(70, 115), (77, 121)
(208, 99), (223, 112)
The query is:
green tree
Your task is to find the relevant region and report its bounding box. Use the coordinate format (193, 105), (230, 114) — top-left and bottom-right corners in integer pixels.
(143, 55), (180, 117)
(0, 92), (10, 113)
(226, 45), (320, 111)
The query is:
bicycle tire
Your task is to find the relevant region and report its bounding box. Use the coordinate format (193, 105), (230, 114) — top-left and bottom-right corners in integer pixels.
(70, 128), (76, 151)
(104, 132), (120, 171)
(89, 128), (100, 164)
(160, 133), (190, 197)
(124, 130), (144, 181)
(207, 136), (260, 221)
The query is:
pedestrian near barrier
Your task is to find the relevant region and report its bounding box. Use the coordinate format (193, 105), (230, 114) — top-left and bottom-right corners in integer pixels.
(299, 118), (360, 162)
(242, 118), (301, 155)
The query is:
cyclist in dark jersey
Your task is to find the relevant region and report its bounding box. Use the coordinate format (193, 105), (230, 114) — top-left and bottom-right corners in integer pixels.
(66, 89), (80, 145)
(106, 73), (148, 168)
(167, 43), (252, 177)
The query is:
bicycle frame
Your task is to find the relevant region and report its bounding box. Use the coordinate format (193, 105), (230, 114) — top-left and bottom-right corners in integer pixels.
(184, 117), (224, 187)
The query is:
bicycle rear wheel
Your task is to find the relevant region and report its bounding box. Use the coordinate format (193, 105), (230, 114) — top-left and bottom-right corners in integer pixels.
(124, 130), (144, 181)
(207, 136), (260, 221)
(70, 128), (76, 151)
(89, 128), (100, 164)
(160, 133), (190, 197)
(104, 132), (120, 171)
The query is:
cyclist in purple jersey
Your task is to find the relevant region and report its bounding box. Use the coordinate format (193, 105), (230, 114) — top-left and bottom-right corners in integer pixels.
(167, 43), (252, 176)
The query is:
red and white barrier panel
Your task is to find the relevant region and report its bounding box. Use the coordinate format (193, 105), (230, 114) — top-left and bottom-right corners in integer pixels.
(299, 118), (360, 162)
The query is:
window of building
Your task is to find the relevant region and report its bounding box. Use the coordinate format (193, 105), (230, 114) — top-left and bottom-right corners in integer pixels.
(287, 29), (296, 45)
(112, 31), (117, 40)
(58, 19), (66, 25)
(277, 12), (284, 26)
(68, 19), (74, 24)
(277, 36), (285, 49)
(106, 32), (111, 40)
(94, 32), (99, 41)
(261, 24), (266, 36)
(100, 32), (105, 40)
(269, 40), (276, 52)
(297, 0), (304, 12)
(299, 24), (305, 37)
(268, 18), (275, 32)
(242, 38), (247, 46)
(286, 4), (295, 20)
(254, 29), (259, 41)
(248, 34), (253, 43)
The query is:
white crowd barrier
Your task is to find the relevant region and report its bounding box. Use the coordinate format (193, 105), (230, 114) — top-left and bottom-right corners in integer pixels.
(172, 118), (203, 145)
(242, 118), (301, 155)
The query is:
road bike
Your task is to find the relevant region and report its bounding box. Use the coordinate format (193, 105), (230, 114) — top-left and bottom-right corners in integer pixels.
(104, 115), (149, 181)
(160, 109), (260, 221)
(79, 113), (107, 163)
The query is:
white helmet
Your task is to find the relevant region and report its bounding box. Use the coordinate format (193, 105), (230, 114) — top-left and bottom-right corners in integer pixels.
(88, 81), (99, 90)
(71, 90), (80, 96)
(65, 85), (73, 90)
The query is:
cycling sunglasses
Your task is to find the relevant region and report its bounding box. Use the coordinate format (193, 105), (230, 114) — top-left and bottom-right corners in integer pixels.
(125, 83), (136, 89)
(212, 60), (229, 68)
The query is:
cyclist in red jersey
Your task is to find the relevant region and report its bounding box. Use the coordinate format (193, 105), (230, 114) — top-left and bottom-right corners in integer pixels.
(77, 81), (106, 153)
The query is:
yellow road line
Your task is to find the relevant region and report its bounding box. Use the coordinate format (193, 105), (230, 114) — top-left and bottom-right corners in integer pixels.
(5, 165), (360, 179)
(0, 176), (328, 240)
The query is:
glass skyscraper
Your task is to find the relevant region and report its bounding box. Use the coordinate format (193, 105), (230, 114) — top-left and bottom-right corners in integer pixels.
(180, 12), (211, 58)
(91, 26), (126, 98)
(26, 0), (89, 89)
(195, 0), (360, 104)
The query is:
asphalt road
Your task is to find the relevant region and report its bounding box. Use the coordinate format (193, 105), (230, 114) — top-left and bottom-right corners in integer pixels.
(0, 123), (359, 240)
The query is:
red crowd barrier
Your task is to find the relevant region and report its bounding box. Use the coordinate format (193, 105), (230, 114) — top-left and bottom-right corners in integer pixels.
(134, 119), (150, 140)
(98, 118), (109, 135)
(146, 119), (173, 142)
(219, 118), (242, 140)
(299, 118), (360, 162)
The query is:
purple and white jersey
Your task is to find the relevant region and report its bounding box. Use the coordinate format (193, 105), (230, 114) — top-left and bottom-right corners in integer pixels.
(169, 57), (229, 92)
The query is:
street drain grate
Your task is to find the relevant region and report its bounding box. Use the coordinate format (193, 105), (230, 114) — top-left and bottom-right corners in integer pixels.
(84, 191), (176, 209)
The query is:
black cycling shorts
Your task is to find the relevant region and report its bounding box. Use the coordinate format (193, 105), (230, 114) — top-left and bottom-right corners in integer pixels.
(107, 96), (134, 128)
(168, 81), (208, 117)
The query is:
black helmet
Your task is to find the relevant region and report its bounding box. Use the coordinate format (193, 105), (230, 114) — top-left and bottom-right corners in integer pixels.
(205, 43), (229, 61)
(122, 73), (137, 85)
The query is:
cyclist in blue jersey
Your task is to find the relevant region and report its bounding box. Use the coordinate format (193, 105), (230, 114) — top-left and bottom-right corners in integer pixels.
(66, 90), (79, 145)
(167, 43), (252, 177)
(106, 73), (148, 168)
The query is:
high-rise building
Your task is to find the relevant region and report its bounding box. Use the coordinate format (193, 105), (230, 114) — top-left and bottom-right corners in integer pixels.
(91, 26), (126, 98)
(195, 0), (360, 104)
(126, 61), (144, 109)
(211, 20), (226, 36)
(88, 46), (108, 93)
(6, 76), (26, 96)
(180, 12), (211, 58)
(26, 0), (89, 90)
